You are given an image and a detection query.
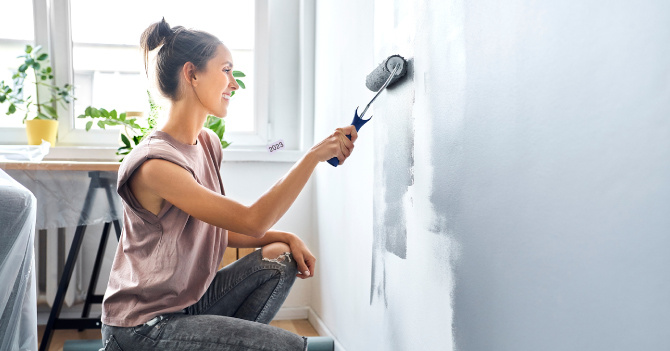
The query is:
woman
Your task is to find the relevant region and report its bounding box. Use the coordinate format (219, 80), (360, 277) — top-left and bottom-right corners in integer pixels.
(100, 18), (357, 351)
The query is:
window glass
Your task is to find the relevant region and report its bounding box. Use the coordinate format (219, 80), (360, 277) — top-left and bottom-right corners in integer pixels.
(0, 1), (35, 128)
(70, 0), (255, 132)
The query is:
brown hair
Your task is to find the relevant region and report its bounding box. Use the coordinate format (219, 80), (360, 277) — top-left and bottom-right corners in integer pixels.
(140, 18), (222, 100)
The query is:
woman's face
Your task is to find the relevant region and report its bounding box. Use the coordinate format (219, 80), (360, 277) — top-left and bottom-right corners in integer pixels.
(192, 44), (239, 118)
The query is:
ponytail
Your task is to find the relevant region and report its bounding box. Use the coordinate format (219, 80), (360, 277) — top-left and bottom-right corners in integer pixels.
(140, 17), (173, 76)
(141, 17), (173, 52)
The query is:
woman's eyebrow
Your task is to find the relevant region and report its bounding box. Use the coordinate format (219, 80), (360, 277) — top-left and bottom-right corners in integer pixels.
(223, 61), (233, 68)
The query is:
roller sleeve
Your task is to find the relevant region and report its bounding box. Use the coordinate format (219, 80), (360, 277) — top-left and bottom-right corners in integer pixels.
(365, 54), (407, 91)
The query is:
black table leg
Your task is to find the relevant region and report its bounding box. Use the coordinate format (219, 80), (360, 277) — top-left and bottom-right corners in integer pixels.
(39, 171), (121, 351)
(79, 222), (111, 330)
(39, 224), (98, 351)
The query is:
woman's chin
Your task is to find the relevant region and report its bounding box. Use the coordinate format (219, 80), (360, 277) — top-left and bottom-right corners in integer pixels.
(210, 111), (227, 118)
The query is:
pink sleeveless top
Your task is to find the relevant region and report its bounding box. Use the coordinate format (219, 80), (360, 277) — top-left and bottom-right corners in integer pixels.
(102, 129), (228, 327)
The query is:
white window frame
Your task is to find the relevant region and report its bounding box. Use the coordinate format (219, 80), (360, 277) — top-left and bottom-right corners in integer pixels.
(1, 0), (315, 162)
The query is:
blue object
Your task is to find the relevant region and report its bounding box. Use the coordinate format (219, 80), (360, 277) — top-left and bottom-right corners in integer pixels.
(307, 336), (335, 351)
(328, 108), (371, 167)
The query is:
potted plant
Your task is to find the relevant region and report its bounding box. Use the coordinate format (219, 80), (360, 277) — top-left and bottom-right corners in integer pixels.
(0, 44), (74, 145)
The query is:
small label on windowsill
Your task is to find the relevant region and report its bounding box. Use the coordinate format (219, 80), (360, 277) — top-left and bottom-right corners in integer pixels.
(267, 139), (285, 153)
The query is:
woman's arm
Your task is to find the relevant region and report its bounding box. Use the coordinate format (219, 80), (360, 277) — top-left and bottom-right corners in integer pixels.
(227, 230), (292, 248)
(228, 230), (316, 279)
(131, 125), (358, 238)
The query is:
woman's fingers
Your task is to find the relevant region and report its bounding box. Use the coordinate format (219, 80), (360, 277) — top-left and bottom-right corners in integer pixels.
(297, 252), (316, 279)
(334, 128), (355, 165)
(286, 234), (316, 279)
(343, 125), (358, 143)
(310, 124), (358, 164)
(337, 131), (351, 158)
(336, 126), (357, 146)
(293, 250), (311, 279)
(305, 254), (316, 278)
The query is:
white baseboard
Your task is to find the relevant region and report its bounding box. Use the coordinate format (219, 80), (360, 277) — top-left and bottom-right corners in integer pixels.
(273, 306), (309, 320)
(307, 307), (346, 351)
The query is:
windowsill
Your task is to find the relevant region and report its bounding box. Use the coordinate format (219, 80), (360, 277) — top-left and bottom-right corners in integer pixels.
(42, 145), (304, 163)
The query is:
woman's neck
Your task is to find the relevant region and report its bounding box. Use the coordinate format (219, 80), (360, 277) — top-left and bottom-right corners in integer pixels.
(161, 99), (208, 145)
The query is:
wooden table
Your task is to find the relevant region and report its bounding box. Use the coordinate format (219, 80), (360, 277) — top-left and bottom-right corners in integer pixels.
(0, 160), (120, 172)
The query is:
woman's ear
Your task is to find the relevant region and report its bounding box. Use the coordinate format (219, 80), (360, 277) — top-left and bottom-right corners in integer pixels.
(182, 62), (197, 86)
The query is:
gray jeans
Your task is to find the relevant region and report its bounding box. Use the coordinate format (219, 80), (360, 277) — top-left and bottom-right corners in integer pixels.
(101, 249), (306, 351)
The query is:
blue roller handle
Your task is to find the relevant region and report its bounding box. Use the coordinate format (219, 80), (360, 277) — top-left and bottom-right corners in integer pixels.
(328, 108), (371, 167)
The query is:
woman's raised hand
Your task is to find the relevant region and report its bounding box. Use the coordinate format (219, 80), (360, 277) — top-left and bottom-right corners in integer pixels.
(309, 125), (358, 165)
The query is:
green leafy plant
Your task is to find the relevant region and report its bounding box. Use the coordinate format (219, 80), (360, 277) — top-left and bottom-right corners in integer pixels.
(79, 107), (142, 132)
(0, 44), (74, 121)
(79, 70), (245, 161)
(205, 115), (231, 149)
(77, 105), (147, 161)
(231, 70), (245, 95)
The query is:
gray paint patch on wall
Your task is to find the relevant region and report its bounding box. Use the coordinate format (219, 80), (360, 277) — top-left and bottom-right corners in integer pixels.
(370, 59), (415, 305)
(424, 0), (466, 236)
(381, 58), (415, 259)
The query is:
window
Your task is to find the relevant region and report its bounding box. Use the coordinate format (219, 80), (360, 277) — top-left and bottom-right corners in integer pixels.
(0, 0), (311, 159)
(0, 0), (35, 129)
(69, 0), (256, 133)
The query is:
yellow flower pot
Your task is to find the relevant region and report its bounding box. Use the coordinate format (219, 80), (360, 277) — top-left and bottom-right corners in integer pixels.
(25, 119), (58, 145)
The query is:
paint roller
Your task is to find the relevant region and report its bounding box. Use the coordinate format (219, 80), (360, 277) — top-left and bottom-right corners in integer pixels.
(327, 54), (408, 167)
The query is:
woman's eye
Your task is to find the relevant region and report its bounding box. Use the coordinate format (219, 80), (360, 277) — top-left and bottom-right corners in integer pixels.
(223, 69), (232, 73)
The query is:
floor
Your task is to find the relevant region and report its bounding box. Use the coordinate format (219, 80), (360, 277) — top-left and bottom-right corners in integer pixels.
(38, 319), (319, 351)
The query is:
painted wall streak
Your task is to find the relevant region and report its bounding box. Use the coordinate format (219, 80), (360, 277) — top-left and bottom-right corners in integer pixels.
(370, 59), (415, 305)
(379, 66), (415, 260)
(427, 0), (466, 235)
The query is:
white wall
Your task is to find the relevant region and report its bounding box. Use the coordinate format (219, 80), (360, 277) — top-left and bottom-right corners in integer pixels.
(312, 0), (383, 350)
(219, 161), (315, 309)
(314, 0), (670, 350)
(436, 1), (670, 349)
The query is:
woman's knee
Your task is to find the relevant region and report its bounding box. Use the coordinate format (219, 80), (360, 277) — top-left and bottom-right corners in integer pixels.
(260, 242), (297, 274)
(261, 242), (291, 261)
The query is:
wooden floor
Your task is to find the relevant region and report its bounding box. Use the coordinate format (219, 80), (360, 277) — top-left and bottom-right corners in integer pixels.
(38, 319), (319, 351)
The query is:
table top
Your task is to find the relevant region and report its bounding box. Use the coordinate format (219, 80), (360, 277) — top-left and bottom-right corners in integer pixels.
(0, 160), (120, 172)
(1, 161), (122, 230)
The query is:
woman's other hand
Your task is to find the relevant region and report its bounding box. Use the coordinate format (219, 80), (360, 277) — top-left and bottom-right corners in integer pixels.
(309, 125), (358, 165)
(286, 233), (316, 279)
